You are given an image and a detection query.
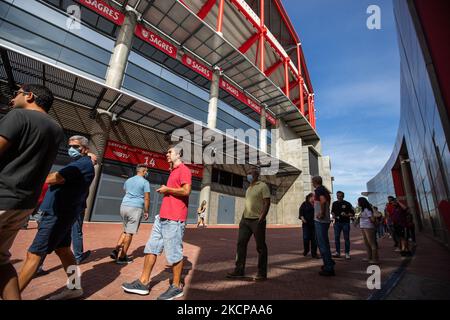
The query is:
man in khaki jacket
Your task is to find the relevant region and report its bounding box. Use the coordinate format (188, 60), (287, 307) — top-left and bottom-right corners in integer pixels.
(227, 167), (271, 281)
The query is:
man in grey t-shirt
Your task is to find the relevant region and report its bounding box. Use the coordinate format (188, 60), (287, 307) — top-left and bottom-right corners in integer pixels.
(0, 84), (63, 300)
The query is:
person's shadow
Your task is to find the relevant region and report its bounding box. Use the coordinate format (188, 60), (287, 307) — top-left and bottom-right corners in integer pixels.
(37, 247), (193, 300)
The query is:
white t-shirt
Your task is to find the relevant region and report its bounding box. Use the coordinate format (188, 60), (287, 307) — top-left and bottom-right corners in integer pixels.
(360, 208), (375, 229)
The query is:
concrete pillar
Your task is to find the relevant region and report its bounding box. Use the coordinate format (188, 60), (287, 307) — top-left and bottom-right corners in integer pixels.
(260, 107), (267, 153)
(105, 9), (138, 88)
(85, 9), (137, 220)
(206, 68), (221, 129)
(200, 68), (221, 224)
(85, 112), (112, 220)
(399, 155), (421, 230)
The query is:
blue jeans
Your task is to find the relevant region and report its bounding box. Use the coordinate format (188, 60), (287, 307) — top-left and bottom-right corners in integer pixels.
(334, 222), (350, 255)
(71, 211), (85, 261)
(315, 221), (335, 272)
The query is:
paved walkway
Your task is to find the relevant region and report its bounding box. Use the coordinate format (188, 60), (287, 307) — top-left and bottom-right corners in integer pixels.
(8, 222), (449, 300)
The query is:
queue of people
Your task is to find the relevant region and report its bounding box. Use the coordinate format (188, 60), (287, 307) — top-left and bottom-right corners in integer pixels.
(0, 84), (419, 299)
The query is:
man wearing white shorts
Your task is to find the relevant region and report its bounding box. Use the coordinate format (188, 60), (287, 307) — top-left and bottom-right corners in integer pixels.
(110, 164), (150, 264)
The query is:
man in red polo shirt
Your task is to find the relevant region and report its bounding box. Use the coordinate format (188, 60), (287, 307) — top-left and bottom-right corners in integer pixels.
(122, 145), (192, 300)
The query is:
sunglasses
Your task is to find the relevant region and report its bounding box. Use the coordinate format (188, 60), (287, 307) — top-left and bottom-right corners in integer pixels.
(12, 90), (39, 98)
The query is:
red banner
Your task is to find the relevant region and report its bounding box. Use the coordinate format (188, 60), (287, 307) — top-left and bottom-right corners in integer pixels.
(181, 55), (213, 80)
(219, 79), (276, 125)
(104, 141), (203, 178)
(75, 0), (124, 25)
(135, 24), (178, 59)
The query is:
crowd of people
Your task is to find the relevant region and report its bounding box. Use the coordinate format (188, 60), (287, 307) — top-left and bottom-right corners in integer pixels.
(298, 186), (417, 276)
(0, 84), (418, 300)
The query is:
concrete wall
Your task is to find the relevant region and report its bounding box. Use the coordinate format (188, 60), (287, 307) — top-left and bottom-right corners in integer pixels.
(275, 119), (305, 224)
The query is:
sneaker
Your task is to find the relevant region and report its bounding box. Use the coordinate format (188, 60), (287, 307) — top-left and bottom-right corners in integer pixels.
(345, 253), (351, 260)
(302, 251), (309, 257)
(332, 252), (341, 258)
(157, 284), (184, 300)
(226, 270), (245, 279)
(76, 250), (91, 265)
(394, 248), (401, 252)
(122, 279), (149, 295)
(47, 288), (84, 300)
(319, 270), (335, 277)
(116, 255), (133, 264)
(110, 249), (118, 260)
(311, 254), (321, 259)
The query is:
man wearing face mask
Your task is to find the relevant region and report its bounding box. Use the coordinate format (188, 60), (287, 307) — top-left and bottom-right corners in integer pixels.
(0, 84), (63, 300)
(17, 135), (94, 300)
(110, 164), (150, 264)
(226, 167), (271, 281)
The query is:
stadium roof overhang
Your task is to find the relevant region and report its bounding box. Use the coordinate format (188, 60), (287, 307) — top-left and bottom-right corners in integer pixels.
(0, 44), (300, 197)
(74, 0), (319, 141)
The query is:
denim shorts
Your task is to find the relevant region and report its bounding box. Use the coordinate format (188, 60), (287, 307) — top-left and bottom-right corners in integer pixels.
(144, 215), (185, 264)
(28, 210), (77, 256)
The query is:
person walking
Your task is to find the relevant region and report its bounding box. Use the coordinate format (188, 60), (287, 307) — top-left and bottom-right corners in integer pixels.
(17, 135), (95, 300)
(110, 164), (150, 264)
(312, 176), (335, 276)
(0, 84), (63, 300)
(197, 200), (207, 228)
(299, 193), (319, 258)
(391, 199), (412, 257)
(331, 191), (355, 260)
(385, 196), (399, 249)
(358, 197), (379, 264)
(121, 145), (192, 300)
(226, 168), (271, 281)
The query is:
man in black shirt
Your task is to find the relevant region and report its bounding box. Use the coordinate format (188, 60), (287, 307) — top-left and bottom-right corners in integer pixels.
(331, 191), (355, 259)
(0, 84), (63, 300)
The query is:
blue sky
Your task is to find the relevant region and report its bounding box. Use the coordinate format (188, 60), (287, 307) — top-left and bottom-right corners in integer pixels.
(283, 0), (401, 206)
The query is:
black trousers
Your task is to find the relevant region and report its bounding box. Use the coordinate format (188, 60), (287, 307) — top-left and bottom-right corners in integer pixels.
(235, 218), (268, 276)
(302, 222), (317, 255)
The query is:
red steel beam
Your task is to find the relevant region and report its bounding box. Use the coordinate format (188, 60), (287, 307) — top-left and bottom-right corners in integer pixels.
(264, 59), (283, 77)
(197, 0), (217, 20)
(238, 32), (260, 54)
(216, 0), (225, 33)
(229, 0), (262, 31)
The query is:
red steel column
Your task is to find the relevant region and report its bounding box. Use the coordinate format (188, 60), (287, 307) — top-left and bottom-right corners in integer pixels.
(259, 0), (265, 72)
(216, 0), (225, 34)
(296, 44), (304, 114)
(284, 58), (290, 98)
(307, 94), (312, 123)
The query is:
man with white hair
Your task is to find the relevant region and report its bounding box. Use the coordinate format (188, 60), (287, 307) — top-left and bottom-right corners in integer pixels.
(17, 135), (95, 300)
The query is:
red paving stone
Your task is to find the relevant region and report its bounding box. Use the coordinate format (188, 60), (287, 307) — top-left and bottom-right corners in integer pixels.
(8, 222), (422, 300)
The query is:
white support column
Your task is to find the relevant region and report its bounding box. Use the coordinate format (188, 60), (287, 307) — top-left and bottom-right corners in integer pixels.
(85, 9), (138, 220)
(200, 67), (221, 224)
(260, 106), (267, 153)
(105, 9), (138, 88)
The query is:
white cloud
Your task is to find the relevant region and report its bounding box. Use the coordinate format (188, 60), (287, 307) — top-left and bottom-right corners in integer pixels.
(315, 78), (400, 119)
(322, 135), (393, 205)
